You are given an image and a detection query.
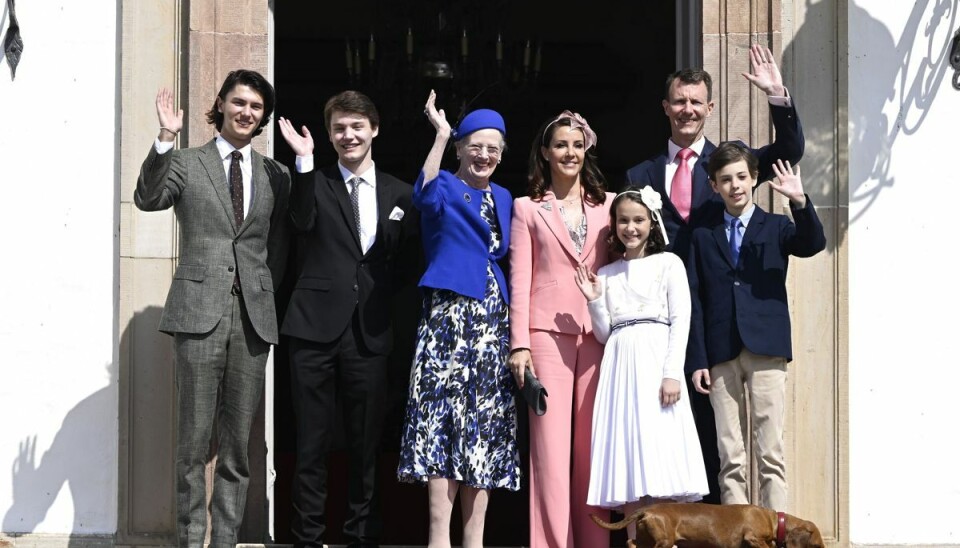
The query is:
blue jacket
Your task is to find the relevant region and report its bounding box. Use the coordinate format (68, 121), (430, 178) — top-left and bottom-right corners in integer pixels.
(413, 170), (513, 303)
(686, 197), (826, 373)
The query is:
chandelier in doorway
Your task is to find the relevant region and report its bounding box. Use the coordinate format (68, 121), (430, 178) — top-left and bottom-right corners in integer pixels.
(340, 6), (542, 122)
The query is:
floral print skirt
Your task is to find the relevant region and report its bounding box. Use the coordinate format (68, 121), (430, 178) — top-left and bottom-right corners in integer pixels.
(397, 268), (521, 491)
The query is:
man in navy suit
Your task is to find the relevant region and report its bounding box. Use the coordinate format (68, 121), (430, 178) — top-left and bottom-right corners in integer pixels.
(278, 91), (419, 548)
(687, 143), (826, 510)
(625, 44), (805, 503)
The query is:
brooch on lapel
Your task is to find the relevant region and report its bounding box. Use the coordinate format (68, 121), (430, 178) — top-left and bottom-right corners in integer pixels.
(463, 192), (472, 203)
(541, 202), (552, 211)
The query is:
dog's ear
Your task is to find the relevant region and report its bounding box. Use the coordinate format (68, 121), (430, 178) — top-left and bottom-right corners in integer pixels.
(785, 526), (811, 547)
(786, 522), (822, 548)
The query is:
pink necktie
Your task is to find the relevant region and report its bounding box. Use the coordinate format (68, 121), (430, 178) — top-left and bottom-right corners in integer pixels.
(671, 148), (695, 221)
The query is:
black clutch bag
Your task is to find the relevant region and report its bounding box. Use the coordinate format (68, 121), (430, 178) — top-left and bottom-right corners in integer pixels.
(520, 369), (548, 416)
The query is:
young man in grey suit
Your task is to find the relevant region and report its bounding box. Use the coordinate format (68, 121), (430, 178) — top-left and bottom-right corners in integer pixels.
(134, 69), (290, 548)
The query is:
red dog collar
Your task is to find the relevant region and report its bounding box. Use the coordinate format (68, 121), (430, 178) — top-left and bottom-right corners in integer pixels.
(776, 511), (787, 548)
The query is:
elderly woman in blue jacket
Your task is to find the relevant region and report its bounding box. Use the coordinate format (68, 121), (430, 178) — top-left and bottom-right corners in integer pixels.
(397, 90), (520, 548)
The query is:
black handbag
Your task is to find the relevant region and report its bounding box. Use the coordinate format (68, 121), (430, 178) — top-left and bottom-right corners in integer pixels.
(520, 368), (548, 416)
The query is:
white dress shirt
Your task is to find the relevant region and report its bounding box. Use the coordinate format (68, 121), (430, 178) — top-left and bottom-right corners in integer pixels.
(154, 135), (253, 216)
(338, 162), (379, 254)
(295, 155), (379, 254)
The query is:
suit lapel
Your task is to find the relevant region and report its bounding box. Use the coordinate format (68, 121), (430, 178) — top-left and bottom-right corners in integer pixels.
(741, 206), (766, 253)
(535, 192), (580, 261)
(654, 152), (684, 222)
(237, 151), (266, 237)
(692, 140), (717, 208)
(324, 165), (363, 252)
(493, 186), (512, 257)
(368, 170), (391, 257)
(711, 223), (735, 267)
(580, 196), (607, 260)
(198, 139), (237, 232)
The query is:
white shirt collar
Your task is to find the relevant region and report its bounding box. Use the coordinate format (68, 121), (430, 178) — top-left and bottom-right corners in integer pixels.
(338, 161), (377, 187)
(215, 135), (252, 162)
(667, 136), (706, 163)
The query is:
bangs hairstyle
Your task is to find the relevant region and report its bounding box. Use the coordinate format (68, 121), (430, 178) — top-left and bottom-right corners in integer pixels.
(323, 90), (380, 131)
(665, 68), (713, 102)
(607, 189), (667, 256)
(707, 141), (759, 181)
(526, 117), (606, 205)
(205, 69), (275, 137)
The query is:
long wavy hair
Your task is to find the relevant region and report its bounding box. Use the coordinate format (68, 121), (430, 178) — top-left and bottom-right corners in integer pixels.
(526, 117), (606, 205)
(607, 190), (667, 256)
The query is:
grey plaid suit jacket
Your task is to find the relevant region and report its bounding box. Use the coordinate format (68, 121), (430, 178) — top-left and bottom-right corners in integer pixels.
(135, 138), (291, 344)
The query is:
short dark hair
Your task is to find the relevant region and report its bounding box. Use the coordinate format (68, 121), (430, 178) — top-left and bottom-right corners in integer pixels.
(323, 90), (380, 131)
(664, 68), (713, 102)
(607, 189), (667, 256)
(205, 69), (275, 137)
(707, 142), (759, 181)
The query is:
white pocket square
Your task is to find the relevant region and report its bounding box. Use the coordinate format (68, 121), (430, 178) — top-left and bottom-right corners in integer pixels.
(389, 206), (405, 221)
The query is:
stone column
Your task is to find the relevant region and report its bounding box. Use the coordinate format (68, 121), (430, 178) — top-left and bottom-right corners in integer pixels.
(700, 1), (847, 546)
(118, 1), (277, 544)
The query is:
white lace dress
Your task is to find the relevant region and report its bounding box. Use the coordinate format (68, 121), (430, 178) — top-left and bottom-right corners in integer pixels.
(585, 252), (709, 508)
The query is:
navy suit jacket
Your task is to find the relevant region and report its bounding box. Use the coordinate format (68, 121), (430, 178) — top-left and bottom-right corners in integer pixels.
(625, 102), (805, 264)
(686, 198), (826, 374)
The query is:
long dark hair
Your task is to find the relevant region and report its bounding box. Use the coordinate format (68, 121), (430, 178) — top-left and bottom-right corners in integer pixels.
(205, 69), (275, 137)
(607, 189), (667, 256)
(526, 117), (606, 205)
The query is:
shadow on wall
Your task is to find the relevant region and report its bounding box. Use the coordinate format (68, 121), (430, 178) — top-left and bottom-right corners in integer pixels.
(784, 0), (955, 250)
(1, 330), (129, 538)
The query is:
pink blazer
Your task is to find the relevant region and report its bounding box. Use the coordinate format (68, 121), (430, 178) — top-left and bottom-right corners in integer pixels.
(509, 191), (615, 350)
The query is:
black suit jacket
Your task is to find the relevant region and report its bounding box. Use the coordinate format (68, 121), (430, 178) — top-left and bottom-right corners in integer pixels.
(625, 102), (805, 264)
(686, 199), (826, 373)
(281, 164), (418, 355)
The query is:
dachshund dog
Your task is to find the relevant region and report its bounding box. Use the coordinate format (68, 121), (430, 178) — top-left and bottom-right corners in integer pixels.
(591, 502), (824, 548)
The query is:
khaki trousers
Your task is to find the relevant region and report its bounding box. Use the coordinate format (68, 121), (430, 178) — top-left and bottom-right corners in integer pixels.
(708, 348), (787, 510)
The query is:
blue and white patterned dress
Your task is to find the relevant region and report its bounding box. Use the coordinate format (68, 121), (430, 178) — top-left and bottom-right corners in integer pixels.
(397, 191), (521, 491)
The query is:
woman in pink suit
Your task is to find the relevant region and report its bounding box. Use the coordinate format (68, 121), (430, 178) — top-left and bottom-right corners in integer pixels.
(508, 111), (615, 548)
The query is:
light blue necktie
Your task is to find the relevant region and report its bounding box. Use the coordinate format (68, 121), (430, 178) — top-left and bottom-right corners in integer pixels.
(729, 217), (742, 265)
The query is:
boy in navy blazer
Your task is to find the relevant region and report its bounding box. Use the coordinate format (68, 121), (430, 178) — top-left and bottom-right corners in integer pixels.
(687, 142), (826, 511)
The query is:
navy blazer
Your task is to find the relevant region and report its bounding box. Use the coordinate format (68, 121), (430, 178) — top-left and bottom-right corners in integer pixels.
(686, 198), (826, 373)
(413, 169), (513, 303)
(625, 102), (805, 264)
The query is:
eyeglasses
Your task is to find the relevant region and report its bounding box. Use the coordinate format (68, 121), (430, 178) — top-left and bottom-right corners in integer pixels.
(464, 144), (502, 158)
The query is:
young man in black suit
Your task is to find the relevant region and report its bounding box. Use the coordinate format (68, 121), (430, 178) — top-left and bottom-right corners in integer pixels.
(278, 91), (419, 548)
(687, 142), (826, 510)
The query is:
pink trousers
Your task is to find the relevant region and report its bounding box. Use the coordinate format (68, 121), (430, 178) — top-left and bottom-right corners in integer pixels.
(528, 330), (609, 548)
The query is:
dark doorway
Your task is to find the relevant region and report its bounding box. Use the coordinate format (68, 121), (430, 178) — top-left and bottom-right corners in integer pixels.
(273, 2), (676, 545)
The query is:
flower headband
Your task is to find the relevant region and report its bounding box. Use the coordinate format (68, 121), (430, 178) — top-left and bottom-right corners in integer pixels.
(543, 110), (597, 150)
(615, 186), (670, 245)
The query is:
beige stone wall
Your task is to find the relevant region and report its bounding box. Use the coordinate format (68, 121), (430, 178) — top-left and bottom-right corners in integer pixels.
(118, 0), (275, 543)
(118, 0), (181, 543)
(702, 1), (848, 546)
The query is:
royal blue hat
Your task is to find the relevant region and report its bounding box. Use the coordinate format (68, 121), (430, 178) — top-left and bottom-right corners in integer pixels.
(452, 109), (506, 141)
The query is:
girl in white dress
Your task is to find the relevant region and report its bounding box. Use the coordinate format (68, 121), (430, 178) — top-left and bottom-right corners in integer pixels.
(575, 186), (708, 536)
